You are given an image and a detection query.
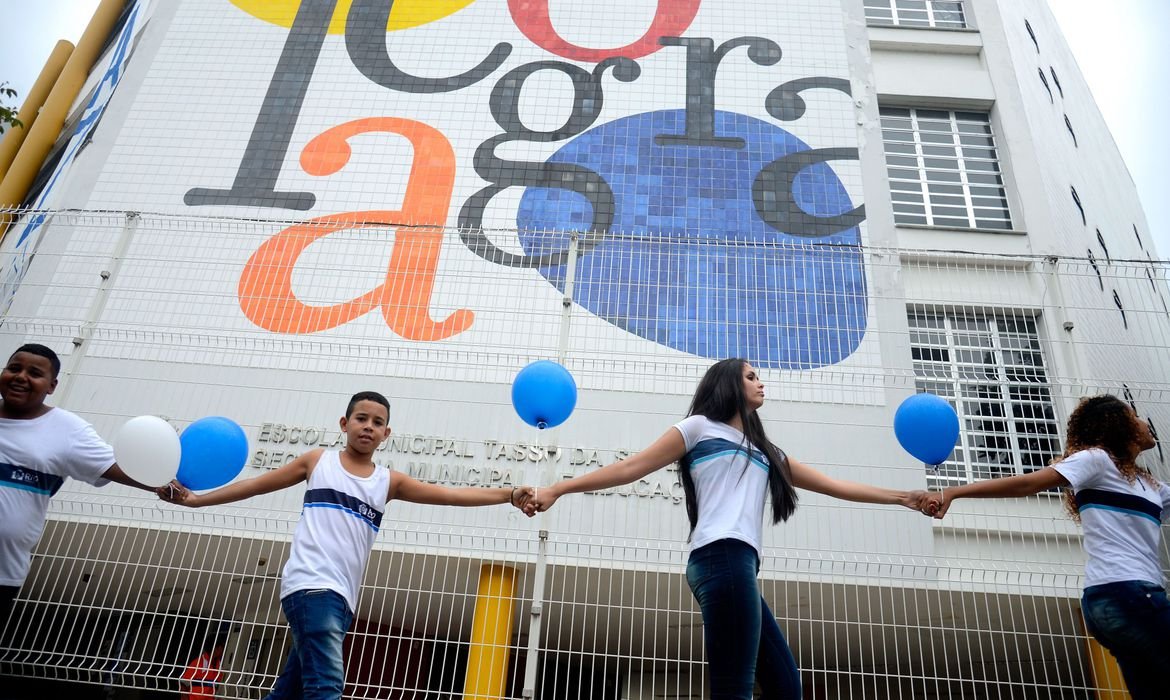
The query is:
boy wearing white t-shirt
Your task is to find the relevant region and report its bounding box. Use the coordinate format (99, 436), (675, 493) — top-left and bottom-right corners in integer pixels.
(0, 344), (160, 625)
(163, 391), (535, 700)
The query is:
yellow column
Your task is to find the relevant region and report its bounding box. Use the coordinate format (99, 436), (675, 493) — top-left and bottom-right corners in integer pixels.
(0, 40), (74, 181)
(1084, 632), (1130, 699)
(463, 564), (518, 700)
(0, 0), (125, 232)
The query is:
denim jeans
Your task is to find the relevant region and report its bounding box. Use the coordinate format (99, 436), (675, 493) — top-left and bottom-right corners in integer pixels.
(267, 589), (354, 700)
(1081, 580), (1170, 700)
(686, 538), (802, 699)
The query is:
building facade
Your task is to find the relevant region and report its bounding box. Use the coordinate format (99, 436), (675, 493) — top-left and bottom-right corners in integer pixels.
(0, 0), (1167, 697)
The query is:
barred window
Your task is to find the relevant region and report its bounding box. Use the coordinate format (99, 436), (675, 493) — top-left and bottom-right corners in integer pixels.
(864, 0), (968, 28)
(908, 306), (1061, 488)
(880, 107), (1012, 230)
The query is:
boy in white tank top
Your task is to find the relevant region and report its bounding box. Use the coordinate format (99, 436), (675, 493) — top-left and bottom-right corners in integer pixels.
(163, 391), (535, 700)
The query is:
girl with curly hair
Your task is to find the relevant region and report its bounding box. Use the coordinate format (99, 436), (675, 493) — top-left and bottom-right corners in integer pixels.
(926, 395), (1168, 699)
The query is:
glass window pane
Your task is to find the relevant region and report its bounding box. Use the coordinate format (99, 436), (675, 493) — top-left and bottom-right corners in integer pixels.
(881, 106), (1011, 231)
(907, 306), (1059, 484)
(866, 0), (968, 28)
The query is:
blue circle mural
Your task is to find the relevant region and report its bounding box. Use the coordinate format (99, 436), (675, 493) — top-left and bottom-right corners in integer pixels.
(517, 110), (867, 370)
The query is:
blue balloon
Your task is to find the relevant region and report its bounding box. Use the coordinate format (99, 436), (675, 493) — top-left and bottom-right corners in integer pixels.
(178, 416), (249, 490)
(511, 361), (578, 429)
(894, 393), (960, 466)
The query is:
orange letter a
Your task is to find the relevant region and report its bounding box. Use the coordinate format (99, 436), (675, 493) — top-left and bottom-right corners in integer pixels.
(238, 118), (472, 341)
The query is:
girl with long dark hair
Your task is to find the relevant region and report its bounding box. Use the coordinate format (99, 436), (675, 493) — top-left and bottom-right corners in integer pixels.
(529, 358), (929, 698)
(926, 395), (1168, 700)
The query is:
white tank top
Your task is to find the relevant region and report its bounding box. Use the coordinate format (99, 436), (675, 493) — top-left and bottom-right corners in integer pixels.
(280, 451), (390, 611)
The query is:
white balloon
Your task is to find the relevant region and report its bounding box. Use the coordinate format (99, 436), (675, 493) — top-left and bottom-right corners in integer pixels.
(114, 416), (181, 487)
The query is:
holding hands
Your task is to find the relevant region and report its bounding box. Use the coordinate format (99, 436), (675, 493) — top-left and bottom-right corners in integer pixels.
(156, 480), (192, 505)
(524, 485), (951, 518)
(510, 485), (538, 516)
(157, 477), (951, 518)
(524, 484), (560, 515)
(159, 480), (541, 513)
(920, 490), (947, 518)
(899, 489), (932, 512)
(522, 485), (953, 518)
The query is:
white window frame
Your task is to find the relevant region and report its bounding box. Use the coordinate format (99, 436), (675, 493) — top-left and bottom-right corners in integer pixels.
(864, 0), (969, 29)
(881, 107), (1013, 231)
(907, 305), (1062, 489)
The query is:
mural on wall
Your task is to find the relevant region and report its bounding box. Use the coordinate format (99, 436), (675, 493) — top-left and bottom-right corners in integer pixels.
(181, 0), (868, 369)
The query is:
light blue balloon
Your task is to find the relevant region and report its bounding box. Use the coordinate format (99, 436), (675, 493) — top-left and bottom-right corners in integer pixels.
(511, 361), (578, 429)
(178, 416), (249, 490)
(894, 393), (960, 466)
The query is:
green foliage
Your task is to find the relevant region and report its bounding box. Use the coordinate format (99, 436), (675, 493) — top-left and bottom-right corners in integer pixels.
(1, 82), (23, 131)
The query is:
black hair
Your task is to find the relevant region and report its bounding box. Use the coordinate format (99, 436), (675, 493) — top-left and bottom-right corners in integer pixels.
(12, 344), (61, 378)
(1060, 394), (1154, 520)
(346, 391), (390, 418)
(677, 358), (798, 536)
(1064, 394), (1147, 466)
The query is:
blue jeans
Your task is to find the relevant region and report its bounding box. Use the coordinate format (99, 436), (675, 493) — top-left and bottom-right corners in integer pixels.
(267, 589), (354, 700)
(686, 539), (802, 699)
(1081, 580), (1170, 700)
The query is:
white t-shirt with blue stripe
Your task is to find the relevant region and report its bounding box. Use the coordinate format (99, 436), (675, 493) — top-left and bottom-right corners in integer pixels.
(674, 415), (773, 555)
(280, 450), (390, 611)
(0, 406), (114, 587)
(1053, 448), (1170, 588)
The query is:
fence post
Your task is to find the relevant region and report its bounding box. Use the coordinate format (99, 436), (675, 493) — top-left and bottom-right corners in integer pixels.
(57, 210), (139, 406)
(520, 231), (581, 698)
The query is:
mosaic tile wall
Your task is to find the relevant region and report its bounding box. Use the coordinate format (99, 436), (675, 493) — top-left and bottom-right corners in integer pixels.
(21, 0), (878, 390)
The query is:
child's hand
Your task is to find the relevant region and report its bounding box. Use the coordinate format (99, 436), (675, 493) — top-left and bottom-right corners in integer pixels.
(510, 486), (537, 517)
(916, 491), (946, 518)
(924, 491), (949, 519)
(157, 480), (199, 507)
(901, 489), (931, 512)
(527, 484), (561, 514)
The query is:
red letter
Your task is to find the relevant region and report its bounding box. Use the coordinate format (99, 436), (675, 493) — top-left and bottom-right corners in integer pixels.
(509, 0), (701, 62)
